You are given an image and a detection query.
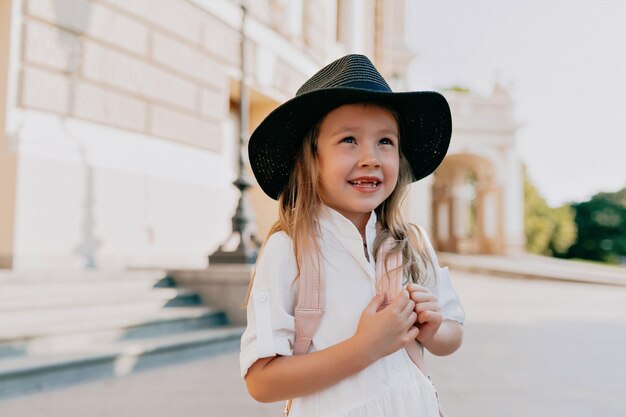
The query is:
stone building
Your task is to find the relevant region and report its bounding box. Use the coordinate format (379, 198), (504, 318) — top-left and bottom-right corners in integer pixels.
(0, 0), (523, 272)
(0, 0), (411, 270)
(424, 85), (525, 255)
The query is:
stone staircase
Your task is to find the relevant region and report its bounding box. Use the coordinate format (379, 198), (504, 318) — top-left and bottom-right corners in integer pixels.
(0, 270), (244, 398)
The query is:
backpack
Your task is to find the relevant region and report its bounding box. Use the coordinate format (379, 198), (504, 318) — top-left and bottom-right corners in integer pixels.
(283, 237), (449, 417)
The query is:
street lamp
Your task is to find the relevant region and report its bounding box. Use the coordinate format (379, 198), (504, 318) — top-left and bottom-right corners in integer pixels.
(209, 0), (260, 264)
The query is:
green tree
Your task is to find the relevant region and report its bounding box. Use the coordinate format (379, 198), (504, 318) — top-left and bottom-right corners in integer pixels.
(566, 188), (626, 264)
(524, 168), (577, 256)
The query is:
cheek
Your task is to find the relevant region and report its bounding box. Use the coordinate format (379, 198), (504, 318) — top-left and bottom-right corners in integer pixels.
(316, 158), (335, 188)
(319, 152), (350, 174)
(383, 155), (400, 180)
(387, 173), (400, 191)
(318, 165), (343, 189)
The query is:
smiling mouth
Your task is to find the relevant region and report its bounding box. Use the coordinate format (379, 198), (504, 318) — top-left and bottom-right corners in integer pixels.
(348, 180), (380, 188)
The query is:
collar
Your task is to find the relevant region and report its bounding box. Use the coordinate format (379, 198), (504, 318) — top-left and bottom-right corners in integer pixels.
(317, 205), (377, 278)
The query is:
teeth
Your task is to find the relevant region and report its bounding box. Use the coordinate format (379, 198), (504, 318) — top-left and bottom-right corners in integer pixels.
(350, 181), (379, 187)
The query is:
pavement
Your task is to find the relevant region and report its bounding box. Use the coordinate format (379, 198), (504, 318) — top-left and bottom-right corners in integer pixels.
(1, 258), (626, 417)
(439, 251), (626, 286)
(0, 350), (283, 417)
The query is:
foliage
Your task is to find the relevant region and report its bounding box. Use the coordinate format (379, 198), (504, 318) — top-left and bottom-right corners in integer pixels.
(524, 168), (577, 256)
(566, 188), (626, 264)
(443, 85), (471, 93)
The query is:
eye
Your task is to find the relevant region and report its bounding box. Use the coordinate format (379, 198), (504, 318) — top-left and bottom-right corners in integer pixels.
(379, 137), (394, 145)
(341, 136), (356, 144)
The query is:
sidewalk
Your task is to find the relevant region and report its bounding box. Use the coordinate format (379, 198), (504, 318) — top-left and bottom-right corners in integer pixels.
(439, 252), (626, 286)
(0, 351), (283, 417)
(2, 269), (625, 417)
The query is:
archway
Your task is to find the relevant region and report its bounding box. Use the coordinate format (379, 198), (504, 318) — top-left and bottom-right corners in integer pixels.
(432, 154), (504, 254)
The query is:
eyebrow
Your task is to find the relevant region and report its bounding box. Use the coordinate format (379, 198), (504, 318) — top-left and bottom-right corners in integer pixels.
(332, 126), (398, 136)
(378, 128), (399, 136)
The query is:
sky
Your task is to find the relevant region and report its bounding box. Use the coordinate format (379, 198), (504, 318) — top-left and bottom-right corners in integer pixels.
(406, 0), (626, 207)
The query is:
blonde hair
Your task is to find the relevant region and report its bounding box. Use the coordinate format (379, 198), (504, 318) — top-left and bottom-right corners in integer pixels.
(244, 103), (436, 307)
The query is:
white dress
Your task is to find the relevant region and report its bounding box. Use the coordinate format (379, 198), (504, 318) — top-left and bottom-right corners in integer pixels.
(240, 206), (465, 417)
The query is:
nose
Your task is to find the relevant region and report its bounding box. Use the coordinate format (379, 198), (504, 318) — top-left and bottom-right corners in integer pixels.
(358, 144), (380, 168)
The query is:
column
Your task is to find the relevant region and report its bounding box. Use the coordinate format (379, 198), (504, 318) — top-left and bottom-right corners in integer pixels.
(452, 182), (468, 239)
(337, 0), (372, 54)
(483, 190), (497, 239)
(402, 175), (432, 231)
(503, 148), (526, 253)
(0, 0), (16, 268)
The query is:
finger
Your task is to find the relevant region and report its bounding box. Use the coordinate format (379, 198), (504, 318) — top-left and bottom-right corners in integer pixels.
(406, 311), (418, 327)
(417, 310), (430, 324)
(391, 290), (410, 309)
(405, 283), (419, 293)
(417, 310), (443, 324)
(368, 293), (386, 313)
(407, 284), (430, 293)
(415, 302), (441, 314)
(407, 325), (419, 340)
(401, 298), (416, 317)
(410, 292), (436, 304)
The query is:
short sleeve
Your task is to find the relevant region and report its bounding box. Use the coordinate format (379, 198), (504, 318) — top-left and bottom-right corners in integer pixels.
(417, 226), (466, 325)
(431, 266), (465, 324)
(239, 232), (299, 379)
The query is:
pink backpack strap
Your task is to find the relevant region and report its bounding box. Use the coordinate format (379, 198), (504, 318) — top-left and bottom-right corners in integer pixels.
(376, 239), (426, 366)
(375, 238), (403, 308)
(284, 255), (324, 416)
(376, 237), (447, 417)
(292, 256), (325, 355)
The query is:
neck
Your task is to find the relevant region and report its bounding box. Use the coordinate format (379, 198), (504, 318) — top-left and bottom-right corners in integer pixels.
(320, 204), (371, 239)
(350, 214), (370, 240)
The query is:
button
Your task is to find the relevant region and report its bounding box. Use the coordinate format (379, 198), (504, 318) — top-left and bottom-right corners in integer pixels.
(393, 361), (401, 371)
(257, 293), (268, 303)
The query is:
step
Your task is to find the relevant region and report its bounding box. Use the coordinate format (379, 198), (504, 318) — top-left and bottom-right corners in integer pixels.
(0, 289), (205, 340)
(173, 264), (253, 284)
(0, 277), (174, 305)
(0, 274), (175, 306)
(0, 282), (194, 312)
(0, 270), (169, 285)
(0, 326), (245, 399)
(0, 290), (206, 342)
(0, 307), (228, 359)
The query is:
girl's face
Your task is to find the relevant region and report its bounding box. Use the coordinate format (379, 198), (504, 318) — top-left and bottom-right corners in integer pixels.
(316, 103), (400, 229)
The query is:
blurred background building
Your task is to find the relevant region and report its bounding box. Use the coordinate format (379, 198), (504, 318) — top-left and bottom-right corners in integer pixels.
(0, 0), (524, 273)
(2, 2), (623, 413)
(21, 2), (626, 409)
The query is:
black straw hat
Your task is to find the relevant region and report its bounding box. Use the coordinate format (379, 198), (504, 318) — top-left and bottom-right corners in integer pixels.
(248, 54), (452, 200)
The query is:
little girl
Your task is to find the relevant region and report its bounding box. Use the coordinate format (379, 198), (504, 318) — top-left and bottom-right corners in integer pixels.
(240, 54), (465, 417)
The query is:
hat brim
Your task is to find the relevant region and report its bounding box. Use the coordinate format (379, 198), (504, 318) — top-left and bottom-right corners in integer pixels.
(248, 87), (452, 200)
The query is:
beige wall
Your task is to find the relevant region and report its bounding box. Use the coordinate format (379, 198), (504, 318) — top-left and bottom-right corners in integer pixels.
(2, 0), (417, 269)
(17, 0), (235, 151)
(248, 91), (279, 239)
(0, 0), (16, 268)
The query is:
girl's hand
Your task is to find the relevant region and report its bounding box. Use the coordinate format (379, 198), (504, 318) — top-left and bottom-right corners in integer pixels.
(407, 284), (443, 345)
(353, 291), (419, 362)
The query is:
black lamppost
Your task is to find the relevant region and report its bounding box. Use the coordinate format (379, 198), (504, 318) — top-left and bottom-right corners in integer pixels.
(209, 0), (260, 264)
